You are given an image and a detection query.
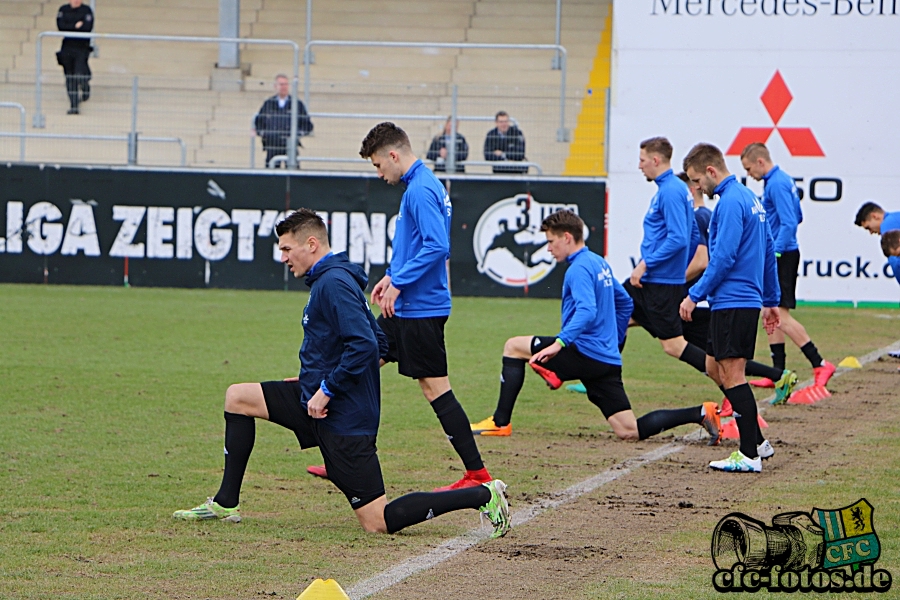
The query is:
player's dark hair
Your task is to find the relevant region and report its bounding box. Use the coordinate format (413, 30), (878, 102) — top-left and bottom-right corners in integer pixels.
(881, 229), (900, 257)
(740, 142), (771, 162)
(359, 122), (412, 158)
(640, 136), (673, 160)
(275, 208), (328, 244)
(541, 210), (584, 243)
(683, 143), (726, 173)
(855, 202), (883, 226)
(676, 171), (690, 184)
(495, 111), (509, 120)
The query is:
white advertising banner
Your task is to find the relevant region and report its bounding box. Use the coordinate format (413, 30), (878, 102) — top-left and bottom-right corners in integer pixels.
(608, 0), (900, 303)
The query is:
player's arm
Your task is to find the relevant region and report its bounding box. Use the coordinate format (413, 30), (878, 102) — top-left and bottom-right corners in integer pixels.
(642, 190), (690, 271)
(388, 189), (449, 289)
(613, 278), (634, 348)
(771, 179), (799, 253)
(762, 224), (781, 308)
(557, 264), (598, 345)
(324, 277), (382, 395)
(689, 203), (741, 303)
(889, 256), (900, 287)
(685, 244), (708, 282)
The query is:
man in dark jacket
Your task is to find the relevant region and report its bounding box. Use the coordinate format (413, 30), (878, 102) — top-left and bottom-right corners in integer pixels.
(56, 0), (93, 115)
(173, 209), (510, 538)
(483, 111), (527, 174)
(426, 117), (468, 173)
(253, 74), (313, 168)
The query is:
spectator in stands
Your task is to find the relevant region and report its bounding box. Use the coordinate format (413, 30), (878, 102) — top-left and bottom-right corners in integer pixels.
(56, 0), (93, 115)
(427, 117), (469, 173)
(483, 111), (527, 174)
(253, 74), (313, 168)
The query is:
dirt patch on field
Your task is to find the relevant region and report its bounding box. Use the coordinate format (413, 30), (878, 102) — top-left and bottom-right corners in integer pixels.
(368, 357), (900, 600)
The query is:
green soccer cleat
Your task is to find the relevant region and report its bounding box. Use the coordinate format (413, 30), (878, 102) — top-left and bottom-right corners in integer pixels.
(479, 479), (511, 539)
(709, 451), (762, 473)
(565, 382), (587, 394)
(173, 497), (241, 523)
(770, 369), (798, 405)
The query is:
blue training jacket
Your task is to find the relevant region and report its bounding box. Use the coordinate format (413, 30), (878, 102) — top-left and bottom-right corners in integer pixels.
(558, 247), (633, 366)
(300, 252), (388, 436)
(881, 211), (900, 287)
(387, 159), (452, 318)
(688, 175), (780, 310)
(640, 169), (700, 285)
(762, 165), (803, 253)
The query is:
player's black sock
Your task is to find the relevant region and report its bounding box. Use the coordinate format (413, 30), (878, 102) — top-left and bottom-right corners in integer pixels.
(678, 343), (708, 374)
(213, 412), (255, 508)
(492, 356), (526, 427)
(800, 341), (824, 368)
(745, 360), (784, 381)
(431, 390), (485, 472)
(770, 343), (786, 372)
(383, 486), (492, 534)
(756, 426), (765, 446)
(724, 384), (759, 459)
(636, 406), (702, 440)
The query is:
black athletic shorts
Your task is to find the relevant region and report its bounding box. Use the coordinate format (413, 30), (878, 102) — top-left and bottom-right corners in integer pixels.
(777, 250), (800, 309)
(622, 280), (684, 340)
(706, 308), (760, 361)
(261, 380), (385, 509)
(377, 314), (448, 379)
(531, 336), (632, 419)
(681, 306), (711, 349)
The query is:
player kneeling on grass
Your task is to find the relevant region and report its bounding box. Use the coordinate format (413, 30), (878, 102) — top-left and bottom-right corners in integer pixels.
(470, 209), (722, 447)
(173, 209), (510, 538)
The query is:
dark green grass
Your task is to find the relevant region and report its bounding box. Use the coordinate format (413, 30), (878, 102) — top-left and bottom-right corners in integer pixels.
(0, 284), (897, 598)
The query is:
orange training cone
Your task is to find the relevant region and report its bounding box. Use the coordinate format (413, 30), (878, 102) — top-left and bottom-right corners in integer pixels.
(720, 415), (768, 439)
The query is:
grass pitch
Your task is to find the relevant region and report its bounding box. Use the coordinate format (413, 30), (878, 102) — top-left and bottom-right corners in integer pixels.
(0, 283), (897, 599)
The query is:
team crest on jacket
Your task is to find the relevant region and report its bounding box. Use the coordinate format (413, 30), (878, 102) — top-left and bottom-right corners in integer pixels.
(473, 194), (585, 287)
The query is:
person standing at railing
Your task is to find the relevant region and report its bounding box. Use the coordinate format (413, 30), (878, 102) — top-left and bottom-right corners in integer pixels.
(427, 117), (468, 173)
(253, 74), (313, 168)
(56, 0), (93, 115)
(483, 111), (527, 174)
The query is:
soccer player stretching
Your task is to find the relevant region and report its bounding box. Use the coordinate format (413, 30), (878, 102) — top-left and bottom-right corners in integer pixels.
(173, 210), (509, 537)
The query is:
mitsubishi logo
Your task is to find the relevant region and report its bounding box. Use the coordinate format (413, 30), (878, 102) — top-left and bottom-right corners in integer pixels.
(726, 71), (824, 157)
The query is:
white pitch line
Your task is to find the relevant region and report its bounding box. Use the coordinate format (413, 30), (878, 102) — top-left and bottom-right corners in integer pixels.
(346, 443), (682, 600)
(347, 339), (900, 600)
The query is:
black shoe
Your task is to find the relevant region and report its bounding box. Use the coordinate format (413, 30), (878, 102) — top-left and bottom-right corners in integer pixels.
(81, 92), (89, 102)
(81, 82), (90, 102)
(67, 107), (79, 115)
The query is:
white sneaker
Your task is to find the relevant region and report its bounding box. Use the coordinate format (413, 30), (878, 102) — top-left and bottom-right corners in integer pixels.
(757, 440), (774, 460)
(709, 451), (762, 473)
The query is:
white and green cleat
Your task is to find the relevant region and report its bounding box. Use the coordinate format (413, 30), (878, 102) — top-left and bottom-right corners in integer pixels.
(173, 497), (241, 523)
(709, 451), (762, 473)
(479, 479), (511, 538)
(770, 369), (798, 405)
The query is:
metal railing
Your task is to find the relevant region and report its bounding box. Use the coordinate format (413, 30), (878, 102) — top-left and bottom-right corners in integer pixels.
(34, 31), (303, 167)
(267, 155), (543, 174)
(0, 102), (26, 161)
(0, 131), (187, 166)
(304, 40), (570, 143)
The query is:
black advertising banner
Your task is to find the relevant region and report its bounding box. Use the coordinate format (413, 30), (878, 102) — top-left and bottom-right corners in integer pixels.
(0, 164), (605, 297)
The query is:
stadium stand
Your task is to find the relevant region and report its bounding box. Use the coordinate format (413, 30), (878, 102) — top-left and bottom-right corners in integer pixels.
(0, 0), (611, 175)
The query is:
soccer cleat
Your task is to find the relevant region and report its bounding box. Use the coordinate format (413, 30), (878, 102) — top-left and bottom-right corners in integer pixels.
(813, 361), (836, 387)
(749, 377), (775, 388)
(565, 382), (587, 394)
(701, 402), (722, 446)
(307, 465), (328, 479)
(719, 397), (733, 418)
(771, 370), (798, 405)
(434, 468), (493, 492)
(173, 497), (241, 522)
(478, 479), (511, 539)
(470, 416), (511, 436)
(709, 451), (762, 473)
(530, 362), (562, 390)
(757, 440), (775, 460)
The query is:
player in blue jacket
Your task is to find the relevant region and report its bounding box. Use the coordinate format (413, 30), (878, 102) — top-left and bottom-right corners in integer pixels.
(626, 137), (710, 378)
(471, 210), (722, 447)
(855, 201), (900, 292)
(741, 143), (836, 389)
(680, 144), (782, 473)
(358, 122), (494, 492)
(173, 209), (510, 538)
